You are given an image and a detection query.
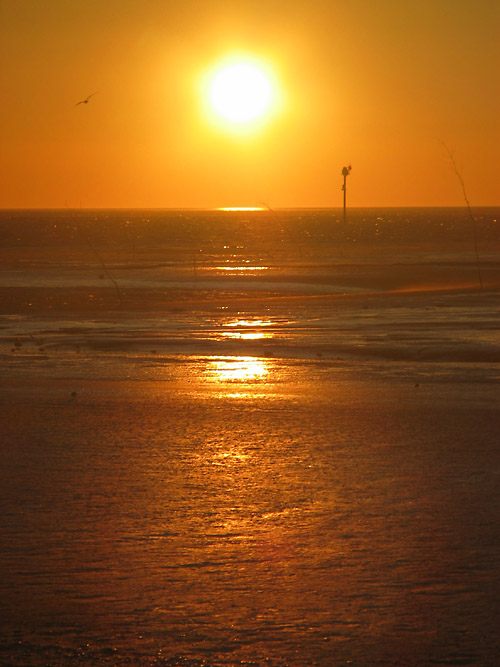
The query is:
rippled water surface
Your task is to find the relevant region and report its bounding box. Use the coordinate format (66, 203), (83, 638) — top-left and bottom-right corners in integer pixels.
(1, 209), (499, 665)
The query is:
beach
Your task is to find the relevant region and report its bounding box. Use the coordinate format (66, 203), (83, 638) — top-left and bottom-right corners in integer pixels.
(1, 208), (499, 665)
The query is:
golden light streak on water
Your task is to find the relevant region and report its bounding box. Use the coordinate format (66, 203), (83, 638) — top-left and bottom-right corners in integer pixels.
(214, 265), (269, 271)
(205, 356), (269, 382)
(222, 319), (272, 328)
(220, 319), (273, 340)
(222, 320), (273, 340)
(217, 207), (265, 211)
(221, 331), (271, 340)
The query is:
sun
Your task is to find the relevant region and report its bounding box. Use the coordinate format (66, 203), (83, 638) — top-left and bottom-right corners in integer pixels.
(209, 62), (272, 123)
(203, 57), (279, 129)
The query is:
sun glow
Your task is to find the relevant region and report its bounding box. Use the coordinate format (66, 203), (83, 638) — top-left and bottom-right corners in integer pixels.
(203, 57), (280, 130)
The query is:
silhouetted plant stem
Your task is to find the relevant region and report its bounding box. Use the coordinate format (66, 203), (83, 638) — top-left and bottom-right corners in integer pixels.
(66, 204), (123, 304)
(442, 144), (483, 292)
(86, 234), (123, 305)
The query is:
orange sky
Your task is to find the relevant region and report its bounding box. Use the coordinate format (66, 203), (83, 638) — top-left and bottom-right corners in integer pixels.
(1, 0), (498, 209)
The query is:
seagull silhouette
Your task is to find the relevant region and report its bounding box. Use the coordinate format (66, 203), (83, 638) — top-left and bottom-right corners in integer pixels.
(74, 92), (98, 107)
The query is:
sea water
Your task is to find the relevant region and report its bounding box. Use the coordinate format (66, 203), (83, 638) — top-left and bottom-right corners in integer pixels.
(0, 208), (499, 665)
(1, 207), (499, 372)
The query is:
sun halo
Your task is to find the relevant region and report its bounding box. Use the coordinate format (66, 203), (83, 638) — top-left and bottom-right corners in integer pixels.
(203, 57), (279, 131)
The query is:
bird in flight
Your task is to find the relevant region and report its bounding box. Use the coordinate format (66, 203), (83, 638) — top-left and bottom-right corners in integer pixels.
(74, 92), (98, 107)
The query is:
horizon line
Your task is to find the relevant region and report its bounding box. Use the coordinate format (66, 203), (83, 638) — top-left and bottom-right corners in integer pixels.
(1, 204), (499, 212)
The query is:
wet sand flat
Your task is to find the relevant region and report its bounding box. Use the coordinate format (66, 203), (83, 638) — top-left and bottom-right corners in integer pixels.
(1, 366), (499, 666)
(1, 208), (499, 664)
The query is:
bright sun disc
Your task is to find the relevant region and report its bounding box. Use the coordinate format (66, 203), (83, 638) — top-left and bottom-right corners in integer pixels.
(207, 60), (275, 125)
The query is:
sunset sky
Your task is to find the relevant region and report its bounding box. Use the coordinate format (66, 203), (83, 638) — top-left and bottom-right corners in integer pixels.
(1, 0), (498, 209)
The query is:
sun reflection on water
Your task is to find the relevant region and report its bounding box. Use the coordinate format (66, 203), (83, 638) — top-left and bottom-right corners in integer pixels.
(221, 319), (273, 341)
(223, 319), (271, 328)
(217, 207), (264, 211)
(221, 331), (271, 340)
(214, 265), (269, 272)
(206, 356), (269, 382)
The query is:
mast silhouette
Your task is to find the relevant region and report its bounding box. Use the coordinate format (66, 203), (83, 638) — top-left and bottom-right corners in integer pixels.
(342, 165), (352, 222)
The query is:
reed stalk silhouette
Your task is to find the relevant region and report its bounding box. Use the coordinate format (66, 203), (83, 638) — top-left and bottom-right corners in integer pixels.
(442, 144), (483, 291)
(85, 231), (123, 305)
(66, 204), (123, 304)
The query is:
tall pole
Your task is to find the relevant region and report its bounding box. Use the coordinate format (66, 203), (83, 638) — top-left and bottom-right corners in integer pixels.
(341, 165), (351, 222)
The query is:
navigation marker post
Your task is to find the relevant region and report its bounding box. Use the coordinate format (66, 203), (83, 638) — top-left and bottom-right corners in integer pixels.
(342, 165), (352, 222)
